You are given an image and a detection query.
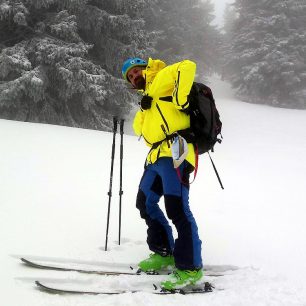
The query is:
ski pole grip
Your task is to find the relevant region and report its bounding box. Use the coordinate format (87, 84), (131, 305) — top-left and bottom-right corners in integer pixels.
(120, 119), (124, 134)
(113, 117), (118, 132)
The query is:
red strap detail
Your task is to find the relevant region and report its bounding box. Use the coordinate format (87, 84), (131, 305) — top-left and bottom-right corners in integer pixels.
(175, 145), (199, 185)
(189, 144), (199, 184)
(176, 167), (184, 184)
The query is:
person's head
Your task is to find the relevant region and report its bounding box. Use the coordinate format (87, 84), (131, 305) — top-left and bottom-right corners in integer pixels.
(122, 57), (147, 90)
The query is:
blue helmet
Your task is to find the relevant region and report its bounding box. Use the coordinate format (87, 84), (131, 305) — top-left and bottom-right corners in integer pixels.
(122, 57), (147, 82)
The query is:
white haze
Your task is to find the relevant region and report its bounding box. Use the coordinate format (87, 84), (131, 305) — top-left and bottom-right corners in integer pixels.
(211, 0), (234, 26)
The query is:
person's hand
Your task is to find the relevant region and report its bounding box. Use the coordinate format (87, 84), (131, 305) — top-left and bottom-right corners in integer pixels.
(140, 95), (153, 110)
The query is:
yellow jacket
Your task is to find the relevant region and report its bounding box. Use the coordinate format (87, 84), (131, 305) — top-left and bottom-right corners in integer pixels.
(133, 58), (196, 167)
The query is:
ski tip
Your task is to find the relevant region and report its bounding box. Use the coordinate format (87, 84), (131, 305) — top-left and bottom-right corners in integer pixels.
(35, 281), (48, 291)
(35, 280), (47, 288)
(20, 257), (29, 264)
(35, 281), (66, 295)
(20, 257), (39, 267)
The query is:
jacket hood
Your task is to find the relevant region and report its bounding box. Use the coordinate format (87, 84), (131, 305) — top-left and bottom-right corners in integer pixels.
(142, 58), (166, 84)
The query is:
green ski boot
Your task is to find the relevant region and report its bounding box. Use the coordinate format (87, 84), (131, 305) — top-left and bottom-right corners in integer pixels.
(161, 269), (203, 290)
(138, 253), (174, 273)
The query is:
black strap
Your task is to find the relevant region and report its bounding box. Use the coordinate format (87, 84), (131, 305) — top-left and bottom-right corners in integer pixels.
(159, 96), (188, 109)
(151, 129), (176, 150)
(159, 96), (173, 102)
(151, 140), (163, 149)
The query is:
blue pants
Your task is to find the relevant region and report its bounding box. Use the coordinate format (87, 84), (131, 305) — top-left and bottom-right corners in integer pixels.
(136, 157), (202, 270)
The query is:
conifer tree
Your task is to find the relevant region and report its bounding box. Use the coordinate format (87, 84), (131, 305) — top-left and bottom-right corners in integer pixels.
(0, 0), (152, 130)
(223, 0), (306, 108)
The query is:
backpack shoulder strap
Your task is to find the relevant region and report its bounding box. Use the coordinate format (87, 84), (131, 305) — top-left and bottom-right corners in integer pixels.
(159, 96), (173, 102)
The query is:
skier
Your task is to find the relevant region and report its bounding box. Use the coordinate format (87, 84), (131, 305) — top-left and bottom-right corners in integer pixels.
(122, 57), (203, 290)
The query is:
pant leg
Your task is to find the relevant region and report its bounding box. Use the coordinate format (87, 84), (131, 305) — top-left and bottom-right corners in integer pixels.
(136, 164), (174, 256)
(156, 158), (203, 270)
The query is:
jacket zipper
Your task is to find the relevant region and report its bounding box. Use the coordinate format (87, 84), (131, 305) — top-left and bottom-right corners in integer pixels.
(156, 103), (170, 133)
(174, 71), (181, 106)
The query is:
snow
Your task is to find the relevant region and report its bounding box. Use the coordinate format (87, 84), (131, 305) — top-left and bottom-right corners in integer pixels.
(1, 78), (306, 305)
(30, 76), (43, 85)
(0, 3), (10, 14)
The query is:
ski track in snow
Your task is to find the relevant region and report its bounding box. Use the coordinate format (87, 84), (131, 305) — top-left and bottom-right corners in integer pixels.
(1, 78), (306, 305)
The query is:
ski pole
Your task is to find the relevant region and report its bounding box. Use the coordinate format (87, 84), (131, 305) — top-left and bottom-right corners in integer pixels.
(118, 119), (124, 245)
(208, 152), (224, 190)
(105, 117), (118, 251)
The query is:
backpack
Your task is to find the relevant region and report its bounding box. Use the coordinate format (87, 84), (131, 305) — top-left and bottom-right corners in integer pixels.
(157, 82), (224, 188)
(178, 82), (222, 154)
(180, 82), (224, 188)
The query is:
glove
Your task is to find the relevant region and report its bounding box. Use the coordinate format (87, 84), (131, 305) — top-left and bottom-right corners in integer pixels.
(140, 95), (153, 110)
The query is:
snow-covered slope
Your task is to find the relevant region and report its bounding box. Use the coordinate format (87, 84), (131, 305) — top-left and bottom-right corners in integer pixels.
(1, 85), (306, 305)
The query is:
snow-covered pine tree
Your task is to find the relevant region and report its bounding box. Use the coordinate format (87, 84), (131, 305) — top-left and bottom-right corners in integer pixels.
(223, 0), (306, 108)
(143, 0), (221, 76)
(76, 0), (155, 117)
(0, 0), (152, 130)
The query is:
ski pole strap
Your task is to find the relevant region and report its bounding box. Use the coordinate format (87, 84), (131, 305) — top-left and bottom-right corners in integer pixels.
(208, 151), (224, 190)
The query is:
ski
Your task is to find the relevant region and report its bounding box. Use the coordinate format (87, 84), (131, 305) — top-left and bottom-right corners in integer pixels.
(20, 257), (141, 276)
(35, 280), (215, 295)
(20, 257), (224, 277)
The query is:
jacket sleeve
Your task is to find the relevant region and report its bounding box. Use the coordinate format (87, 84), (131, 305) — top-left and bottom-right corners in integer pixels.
(133, 110), (144, 137)
(170, 60), (196, 110)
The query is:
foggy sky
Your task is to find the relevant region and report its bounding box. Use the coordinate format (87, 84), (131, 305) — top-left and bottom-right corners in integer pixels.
(212, 0), (234, 26)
